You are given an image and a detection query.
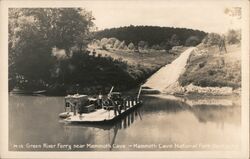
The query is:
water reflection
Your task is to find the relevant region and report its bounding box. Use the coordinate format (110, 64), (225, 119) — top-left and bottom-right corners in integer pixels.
(9, 94), (241, 151)
(142, 95), (241, 125)
(192, 104), (240, 125)
(62, 106), (142, 151)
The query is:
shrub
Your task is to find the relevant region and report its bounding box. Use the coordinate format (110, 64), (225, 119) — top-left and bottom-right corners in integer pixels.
(101, 45), (107, 50)
(151, 44), (162, 50)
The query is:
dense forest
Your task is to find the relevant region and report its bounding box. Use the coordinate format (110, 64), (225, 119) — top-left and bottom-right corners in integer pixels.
(94, 26), (207, 47)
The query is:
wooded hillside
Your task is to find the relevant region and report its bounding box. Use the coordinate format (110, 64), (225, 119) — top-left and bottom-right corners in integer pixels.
(94, 25), (207, 47)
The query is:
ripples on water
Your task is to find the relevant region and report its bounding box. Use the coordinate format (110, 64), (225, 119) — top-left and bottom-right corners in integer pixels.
(9, 94), (241, 151)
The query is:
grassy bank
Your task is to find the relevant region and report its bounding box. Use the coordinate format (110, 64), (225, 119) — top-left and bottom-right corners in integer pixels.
(179, 44), (241, 90)
(44, 47), (187, 96)
(89, 46), (187, 69)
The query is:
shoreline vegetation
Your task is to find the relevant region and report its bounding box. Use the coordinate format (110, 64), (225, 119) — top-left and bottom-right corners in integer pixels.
(8, 8), (241, 97)
(10, 46), (187, 96)
(170, 43), (241, 97)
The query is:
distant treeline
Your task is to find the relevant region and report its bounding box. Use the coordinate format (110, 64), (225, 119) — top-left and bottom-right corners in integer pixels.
(94, 25), (207, 47)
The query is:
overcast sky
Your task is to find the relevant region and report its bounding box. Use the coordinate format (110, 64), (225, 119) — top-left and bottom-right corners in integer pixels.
(82, 0), (242, 33)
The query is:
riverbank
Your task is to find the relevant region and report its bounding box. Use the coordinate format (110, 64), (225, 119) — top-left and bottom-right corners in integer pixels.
(141, 43), (241, 97)
(10, 47), (187, 96)
(172, 43), (241, 96)
(164, 81), (240, 96)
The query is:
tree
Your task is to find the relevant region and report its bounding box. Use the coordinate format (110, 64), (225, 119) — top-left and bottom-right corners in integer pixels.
(138, 41), (148, 50)
(100, 38), (108, 47)
(169, 34), (180, 46)
(163, 40), (172, 51)
(117, 41), (126, 50)
(113, 39), (121, 49)
(128, 42), (135, 50)
(9, 8), (94, 90)
(185, 36), (200, 46)
(106, 37), (117, 48)
(91, 39), (101, 47)
(202, 33), (222, 46)
(202, 33), (227, 53)
(226, 29), (241, 44)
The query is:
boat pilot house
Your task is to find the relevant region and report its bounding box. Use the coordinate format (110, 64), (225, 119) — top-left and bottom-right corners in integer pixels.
(65, 94), (95, 115)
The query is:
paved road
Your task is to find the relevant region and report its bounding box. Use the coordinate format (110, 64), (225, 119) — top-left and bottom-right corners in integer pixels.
(143, 47), (195, 92)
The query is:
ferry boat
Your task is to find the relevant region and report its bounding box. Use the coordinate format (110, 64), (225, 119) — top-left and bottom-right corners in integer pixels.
(59, 86), (143, 124)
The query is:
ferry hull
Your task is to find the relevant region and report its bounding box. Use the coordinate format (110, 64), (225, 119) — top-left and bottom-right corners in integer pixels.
(62, 102), (142, 124)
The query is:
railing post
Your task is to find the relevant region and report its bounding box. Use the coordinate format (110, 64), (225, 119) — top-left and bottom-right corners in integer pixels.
(133, 98), (136, 106)
(124, 99), (127, 110)
(64, 98), (66, 112)
(73, 104), (76, 115)
(129, 99), (132, 107)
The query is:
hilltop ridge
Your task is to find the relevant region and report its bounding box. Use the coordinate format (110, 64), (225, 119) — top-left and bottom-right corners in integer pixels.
(94, 25), (207, 47)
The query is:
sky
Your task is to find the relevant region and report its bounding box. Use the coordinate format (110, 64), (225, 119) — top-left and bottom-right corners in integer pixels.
(82, 0), (242, 33)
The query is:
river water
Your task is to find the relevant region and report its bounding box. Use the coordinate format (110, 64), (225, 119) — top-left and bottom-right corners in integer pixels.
(9, 94), (241, 151)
